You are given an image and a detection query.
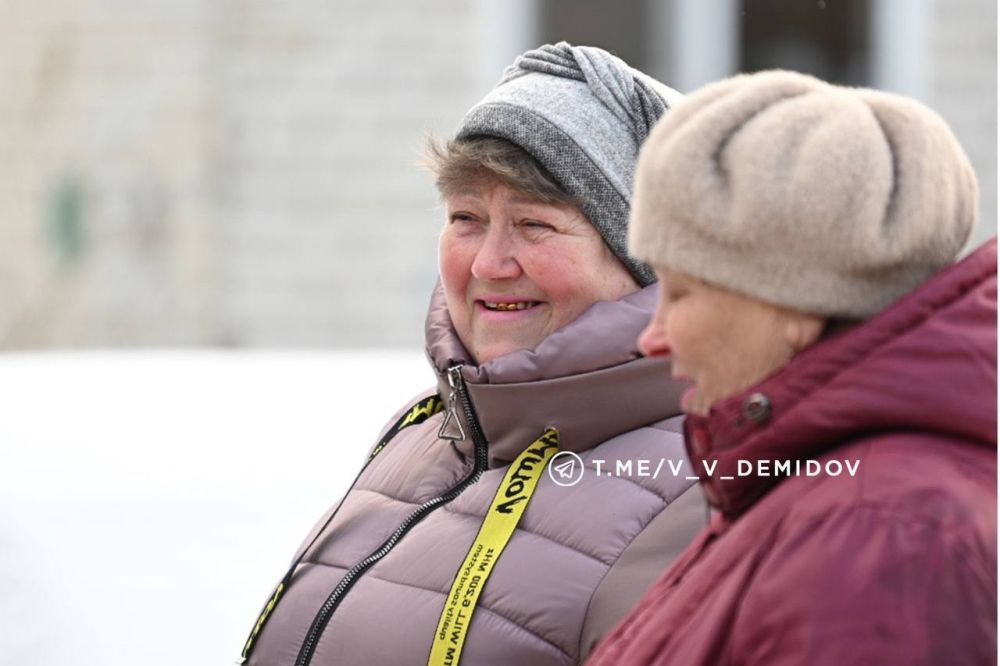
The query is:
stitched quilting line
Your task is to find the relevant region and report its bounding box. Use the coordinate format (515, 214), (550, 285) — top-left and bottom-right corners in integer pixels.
(355, 484), (677, 567)
(579, 459), (682, 505)
(351, 486), (613, 566)
(575, 483), (701, 657)
(295, 562), (576, 662)
(441, 504), (614, 566)
(352, 453), (690, 563)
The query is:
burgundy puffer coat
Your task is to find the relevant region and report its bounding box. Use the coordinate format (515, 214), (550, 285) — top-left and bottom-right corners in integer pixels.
(589, 239), (997, 666)
(241, 284), (708, 666)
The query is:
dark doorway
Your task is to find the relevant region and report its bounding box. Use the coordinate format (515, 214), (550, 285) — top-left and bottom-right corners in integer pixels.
(538, 0), (651, 71)
(740, 0), (871, 85)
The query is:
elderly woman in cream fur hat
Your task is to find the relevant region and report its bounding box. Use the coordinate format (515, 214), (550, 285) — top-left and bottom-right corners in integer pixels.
(590, 70), (996, 666)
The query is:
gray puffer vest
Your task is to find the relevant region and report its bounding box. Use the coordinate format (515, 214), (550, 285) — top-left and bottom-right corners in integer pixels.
(242, 284), (708, 666)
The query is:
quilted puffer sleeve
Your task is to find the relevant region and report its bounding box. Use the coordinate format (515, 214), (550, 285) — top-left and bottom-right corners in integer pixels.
(579, 483), (709, 660)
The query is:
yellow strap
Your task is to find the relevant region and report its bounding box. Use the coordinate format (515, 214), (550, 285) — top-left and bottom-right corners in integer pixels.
(239, 581), (284, 662)
(427, 428), (560, 666)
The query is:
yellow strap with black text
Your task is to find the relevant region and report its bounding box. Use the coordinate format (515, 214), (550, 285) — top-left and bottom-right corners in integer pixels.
(427, 428), (560, 666)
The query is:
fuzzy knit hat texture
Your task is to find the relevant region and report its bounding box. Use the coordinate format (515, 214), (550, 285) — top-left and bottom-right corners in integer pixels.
(455, 42), (683, 286)
(629, 69), (979, 318)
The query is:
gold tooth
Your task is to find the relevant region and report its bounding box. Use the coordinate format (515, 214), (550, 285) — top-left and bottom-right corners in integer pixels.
(489, 302), (536, 311)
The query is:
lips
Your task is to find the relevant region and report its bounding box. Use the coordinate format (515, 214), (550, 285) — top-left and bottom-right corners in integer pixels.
(474, 296), (545, 314)
(482, 301), (541, 311)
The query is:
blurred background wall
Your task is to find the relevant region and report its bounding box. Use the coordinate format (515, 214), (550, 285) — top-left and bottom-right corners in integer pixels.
(1, 0), (995, 349)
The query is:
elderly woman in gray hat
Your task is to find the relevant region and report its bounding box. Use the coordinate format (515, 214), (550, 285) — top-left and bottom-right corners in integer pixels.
(590, 70), (996, 666)
(238, 43), (707, 666)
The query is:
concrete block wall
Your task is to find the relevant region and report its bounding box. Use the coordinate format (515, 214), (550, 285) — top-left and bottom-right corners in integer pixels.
(213, 0), (479, 346)
(0, 0), (480, 348)
(1, 0), (219, 346)
(927, 0), (997, 251)
(0, 0), (994, 348)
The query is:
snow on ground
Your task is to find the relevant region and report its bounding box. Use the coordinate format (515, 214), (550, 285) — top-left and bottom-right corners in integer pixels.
(0, 350), (430, 666)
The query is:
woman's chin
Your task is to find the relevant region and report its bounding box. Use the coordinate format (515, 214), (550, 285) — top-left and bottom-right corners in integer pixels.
(680, 388), (711, 417)
(472, 341), (532, 365)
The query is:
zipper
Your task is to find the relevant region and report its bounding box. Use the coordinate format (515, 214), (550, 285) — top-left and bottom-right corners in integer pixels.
(237, 395), (444, 664)
(294, 364), (488, 666)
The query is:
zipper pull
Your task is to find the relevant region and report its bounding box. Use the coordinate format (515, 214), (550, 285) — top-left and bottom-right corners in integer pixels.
(437, 365), (467, 441)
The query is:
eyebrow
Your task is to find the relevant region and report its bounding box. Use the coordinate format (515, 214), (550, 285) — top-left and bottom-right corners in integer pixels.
(447, 192), (563, 210)
(446, 191), (484, 202)
(506, 193), (549, 207)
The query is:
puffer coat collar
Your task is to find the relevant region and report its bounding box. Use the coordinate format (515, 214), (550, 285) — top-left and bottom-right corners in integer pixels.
(686, 238), (998, 519)
(425, 282), (687, 467)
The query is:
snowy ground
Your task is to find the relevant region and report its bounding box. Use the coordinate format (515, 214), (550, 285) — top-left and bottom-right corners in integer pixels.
(0, 351), (431, 666)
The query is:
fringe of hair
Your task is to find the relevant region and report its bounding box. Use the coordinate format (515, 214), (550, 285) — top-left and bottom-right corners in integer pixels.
(422, 135), (580, 207)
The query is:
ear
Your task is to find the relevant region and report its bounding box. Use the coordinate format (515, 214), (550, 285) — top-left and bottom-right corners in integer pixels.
(783, 312), (826, 353)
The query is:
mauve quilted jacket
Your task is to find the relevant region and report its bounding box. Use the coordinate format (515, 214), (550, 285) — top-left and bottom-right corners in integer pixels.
(589, 240), (998, 666)
(243, 283), (708, 666)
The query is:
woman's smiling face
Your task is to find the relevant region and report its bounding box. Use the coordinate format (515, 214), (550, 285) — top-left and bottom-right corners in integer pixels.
(439, 181), (638, 364)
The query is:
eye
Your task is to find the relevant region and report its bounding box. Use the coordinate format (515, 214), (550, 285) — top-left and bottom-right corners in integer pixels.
(448, 212), (486, 232)
(519, 219), (556, 232)
(662, 282), (687, 303)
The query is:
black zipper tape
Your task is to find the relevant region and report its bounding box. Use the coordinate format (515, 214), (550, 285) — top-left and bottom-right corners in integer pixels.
(294, 365), (488, 666)
(237, 393), (444, 664)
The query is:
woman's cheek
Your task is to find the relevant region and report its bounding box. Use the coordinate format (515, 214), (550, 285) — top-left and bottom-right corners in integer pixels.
(527, 257), (575, 300)
(439, 235), (471, 289)
(664, 305), (694, 361)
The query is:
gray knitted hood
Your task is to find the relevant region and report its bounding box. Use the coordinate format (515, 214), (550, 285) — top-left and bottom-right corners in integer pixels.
(456, 42), (682, 285)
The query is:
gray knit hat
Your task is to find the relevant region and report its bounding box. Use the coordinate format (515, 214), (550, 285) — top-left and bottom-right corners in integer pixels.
(630, 70), (979, 318)
(455, 42), (682, 286)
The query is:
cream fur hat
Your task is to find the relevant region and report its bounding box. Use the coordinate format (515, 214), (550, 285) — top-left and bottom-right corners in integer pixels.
(629, 70), (979, 318)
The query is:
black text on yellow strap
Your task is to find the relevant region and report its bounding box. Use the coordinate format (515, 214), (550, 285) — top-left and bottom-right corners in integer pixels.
(427, 428), (560, 666)
(369, 395), (444, 460)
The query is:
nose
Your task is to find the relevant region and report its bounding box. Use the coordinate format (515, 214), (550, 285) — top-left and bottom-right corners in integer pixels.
(471, 225), (521, 281)
(638, 317), (671, 358)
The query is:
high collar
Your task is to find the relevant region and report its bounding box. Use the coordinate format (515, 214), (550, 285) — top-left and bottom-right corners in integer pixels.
(424, 282), (686, 467)
(685, 239), (998, 520)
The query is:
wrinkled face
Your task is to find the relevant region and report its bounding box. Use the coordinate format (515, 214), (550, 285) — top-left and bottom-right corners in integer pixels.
(638, 269), (824, 416)
(439, 182), (638, 364)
